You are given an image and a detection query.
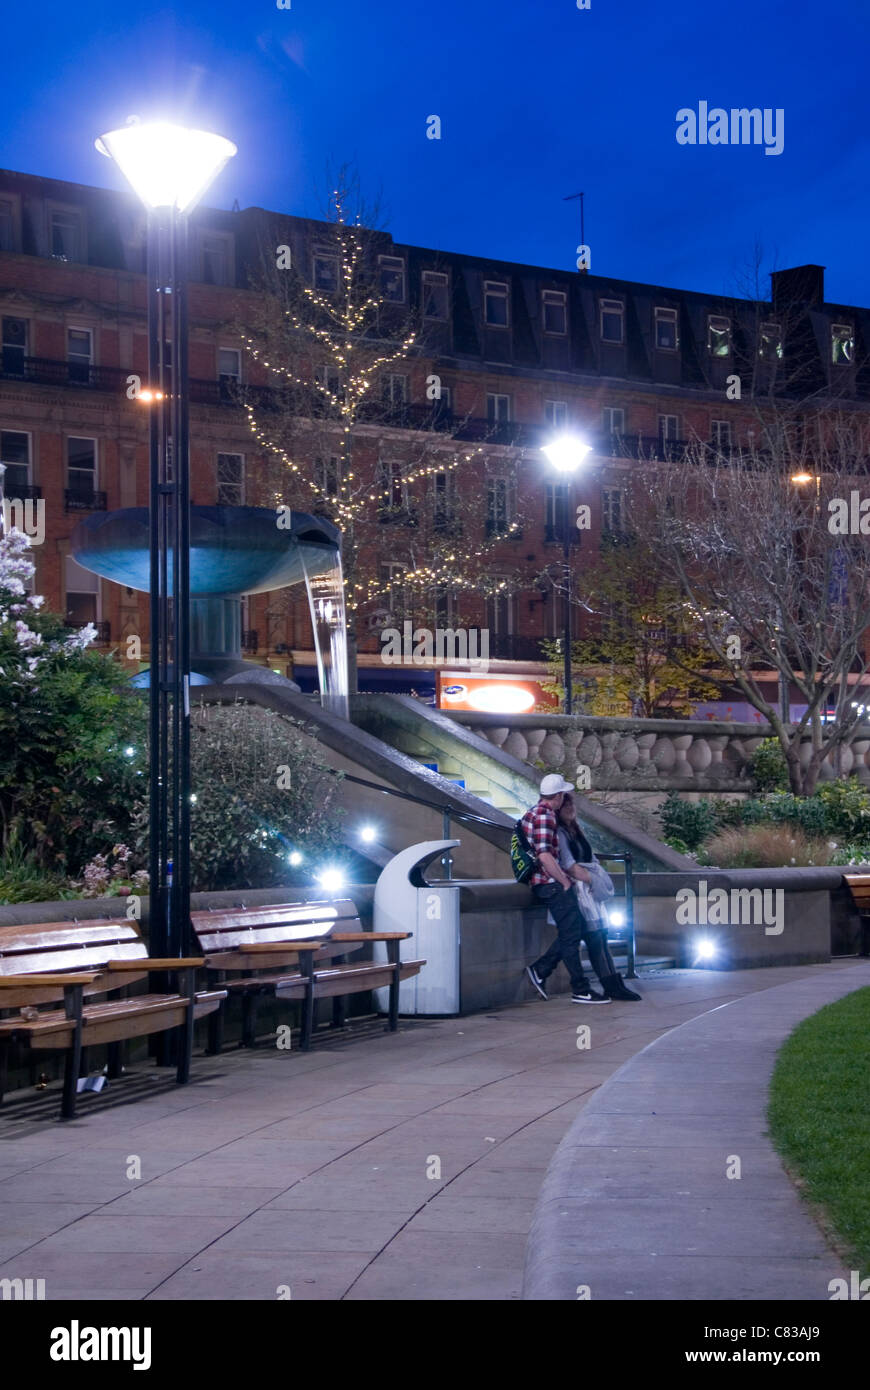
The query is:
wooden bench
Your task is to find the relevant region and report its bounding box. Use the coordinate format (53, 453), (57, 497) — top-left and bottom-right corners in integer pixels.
(842, 875), (870, 955)
(191, 899), (425, 1052)
(0, 920), (226, 1119)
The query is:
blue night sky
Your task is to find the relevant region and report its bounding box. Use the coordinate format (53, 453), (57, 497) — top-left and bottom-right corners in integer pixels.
(3, 0), (868, 305)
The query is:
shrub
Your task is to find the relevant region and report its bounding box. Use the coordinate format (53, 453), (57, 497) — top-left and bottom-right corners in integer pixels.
(0, 527), (147, 870)
(699, 824), (832, 869)
(132, 699), (345, 890)
(747, 738), (790, 792)
(659, 791), (718, 850)
(0, 835), (77, 904)
(815, 778), (870, 839)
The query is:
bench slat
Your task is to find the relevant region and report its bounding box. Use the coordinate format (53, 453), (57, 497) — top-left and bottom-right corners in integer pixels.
(0, 941), (148, 977)
(275, 959), (425, 1002)
(0, 921), (140, 952)
(0, 990), (226, 1049)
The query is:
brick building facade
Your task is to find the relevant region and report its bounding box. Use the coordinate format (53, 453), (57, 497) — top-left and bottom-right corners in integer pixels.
(1, 166), (868, 706)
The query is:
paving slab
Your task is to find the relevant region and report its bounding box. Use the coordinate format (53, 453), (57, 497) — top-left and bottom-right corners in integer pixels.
(0, 958), (862, 1300)
(524, 961), (870, 1301)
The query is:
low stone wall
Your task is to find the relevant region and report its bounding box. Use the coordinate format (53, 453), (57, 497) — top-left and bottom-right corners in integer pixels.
(449, 711), (870, 793)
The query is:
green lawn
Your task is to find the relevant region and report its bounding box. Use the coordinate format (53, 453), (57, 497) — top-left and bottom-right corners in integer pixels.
(768, 986), (870, 1270)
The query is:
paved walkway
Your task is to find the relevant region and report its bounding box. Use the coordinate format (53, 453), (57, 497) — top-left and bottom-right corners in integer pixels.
(0, 961), (860, 1301)
(524, 960), (870, 1301)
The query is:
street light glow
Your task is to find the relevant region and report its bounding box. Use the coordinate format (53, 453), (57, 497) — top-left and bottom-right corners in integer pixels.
(541, 435), (593, 474)
(96, 120), (237, 213)
(317, 867), (345, 892)
(359, 825), (377, 843)
(695, 937), (717, 962)
(288, 850), (303, 866)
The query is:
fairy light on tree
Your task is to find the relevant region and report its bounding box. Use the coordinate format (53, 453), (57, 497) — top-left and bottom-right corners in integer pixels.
(237, 165), (523, 691)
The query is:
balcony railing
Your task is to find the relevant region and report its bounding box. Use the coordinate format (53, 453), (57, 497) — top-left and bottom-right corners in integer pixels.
(64, 488), (107, 513)
(487, 634), (545, 661)
(1, 483), (42, 501)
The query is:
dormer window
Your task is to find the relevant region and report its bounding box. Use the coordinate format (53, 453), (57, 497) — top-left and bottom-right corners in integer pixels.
(600, 299), (624, 344)
(832, 324), (854, 365)
(379, 255), (406, 303)
(707, 315), (731, 357)
(484, 281), (509, 327)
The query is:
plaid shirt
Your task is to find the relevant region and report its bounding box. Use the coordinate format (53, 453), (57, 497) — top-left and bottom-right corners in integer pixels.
(521, 800), (560, 886)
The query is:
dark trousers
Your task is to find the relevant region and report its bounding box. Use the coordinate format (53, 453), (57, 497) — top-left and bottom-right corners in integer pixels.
(531, 883), (591, 994)
(533, 887), (617, 990)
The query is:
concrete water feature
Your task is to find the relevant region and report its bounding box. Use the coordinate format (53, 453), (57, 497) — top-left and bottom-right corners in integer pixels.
(70, 505), (348, 710)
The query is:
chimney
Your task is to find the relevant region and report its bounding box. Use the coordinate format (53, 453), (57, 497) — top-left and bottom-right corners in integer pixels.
(770, 264), (825, 311)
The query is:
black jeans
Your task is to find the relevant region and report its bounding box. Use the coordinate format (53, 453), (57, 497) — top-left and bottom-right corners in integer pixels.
(532, 886), (617, 990)
(531, 883), (591, 994)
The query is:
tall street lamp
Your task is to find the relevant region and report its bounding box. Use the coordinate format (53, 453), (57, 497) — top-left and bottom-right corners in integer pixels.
(541, 435), (593, 715)
(96, 120), (236, 961)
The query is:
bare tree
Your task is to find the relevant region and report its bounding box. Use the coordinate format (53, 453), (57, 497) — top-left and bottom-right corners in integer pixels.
(236, 166), (524, 690)
(644, 405), (870, 795)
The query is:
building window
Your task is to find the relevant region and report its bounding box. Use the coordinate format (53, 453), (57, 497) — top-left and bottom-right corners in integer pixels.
(379, 255), (406, 303)
(199, 233), (232, 286)
(486, 587), (514, 637)
(377, 459), (408, 515)
(759, 320), (783, 360)
(433, 584), (453, 628)
(832, 324), (854, 365)
(654, 307), (679, 350)
(67, 327), (93, 385)
(382, 373), (409, 406)
(1, 316), (27, 375)
(65, 555), (99, 627)
(217, 452), (244, 505)
(658, 414), (680, 442)
(544, 400), (568, 428)
(542, 290), (567, 335)
(314, 455), (342, 497)
(0, 429), (31, 492)
(486, 472), (515, 536)
(314, 363), (342, 402)
(484, 281), (509, 327)
(379, 562), (407, 616)
(433, 383), (451, 413)
(711, 420), (732, 448)
(0, 198), (16, 252)
(487, 393), (511, 424)
(602, 406), (625, 434)
(600, 299), (624, 344)
(422, 270), (449, 320)
(218, 348), (241, 383)
(545, 482), (569, 541)
(432, 470), (457, 527)
(313, 250), (339, 293)
(708, 315), (731, 357)
(50, 208), (82, 262)
(67, 437), (97, 496)
(602, 487), (625, 534)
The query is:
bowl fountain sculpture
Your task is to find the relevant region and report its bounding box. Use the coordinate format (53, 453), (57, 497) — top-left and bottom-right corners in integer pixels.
(70, 506), (349, 715)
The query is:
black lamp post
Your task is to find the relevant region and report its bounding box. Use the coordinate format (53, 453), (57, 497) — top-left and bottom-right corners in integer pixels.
(542, 436), (593, 716)
(96, 121), (236, 958)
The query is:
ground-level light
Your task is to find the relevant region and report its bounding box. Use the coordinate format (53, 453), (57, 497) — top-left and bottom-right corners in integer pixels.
(359, 825), (377, 843)
(694, 936), (717, 962)
(317, 867), (345, 892)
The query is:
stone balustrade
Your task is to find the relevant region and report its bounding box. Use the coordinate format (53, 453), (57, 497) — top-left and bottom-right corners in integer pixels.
(447, 712), (870, 792)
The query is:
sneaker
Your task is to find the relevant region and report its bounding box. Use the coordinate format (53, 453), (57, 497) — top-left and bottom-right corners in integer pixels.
(526, 965), (548, 1000)
(571, 988), (611, 1004)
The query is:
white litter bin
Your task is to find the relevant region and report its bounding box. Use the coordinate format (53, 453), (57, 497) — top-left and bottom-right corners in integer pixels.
(373, 840), (461, 1015)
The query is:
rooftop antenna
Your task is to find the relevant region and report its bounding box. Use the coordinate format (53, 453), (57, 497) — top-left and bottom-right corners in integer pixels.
(564, 191), (588, 273)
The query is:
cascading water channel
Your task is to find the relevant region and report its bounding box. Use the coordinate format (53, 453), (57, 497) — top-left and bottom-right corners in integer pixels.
(300, 549), (350, 721)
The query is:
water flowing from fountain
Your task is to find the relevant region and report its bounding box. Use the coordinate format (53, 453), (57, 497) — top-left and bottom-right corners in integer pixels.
(301, 548), (350, 720)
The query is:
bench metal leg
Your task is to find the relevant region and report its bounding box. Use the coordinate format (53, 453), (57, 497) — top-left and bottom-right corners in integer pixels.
(207, 972), (226, 1054)
(241, 992), (259, 1049)
(387, 940), (400, 1033)
(300, 955), (315, 1052)
(177, 969), (196, 1085)
(331, 953), (347, 1029)
(61, 985), (84, 1121)
(106, 1042), (124, 1080)
(0, 1040), (8, 1107)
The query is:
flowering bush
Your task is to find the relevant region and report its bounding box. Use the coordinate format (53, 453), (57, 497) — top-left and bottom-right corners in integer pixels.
(0, 527), (147, 869)
(71, 844), (149, 898)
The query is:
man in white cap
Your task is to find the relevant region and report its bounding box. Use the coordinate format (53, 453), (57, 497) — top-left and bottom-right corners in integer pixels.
(521, 774), (609, 1004)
